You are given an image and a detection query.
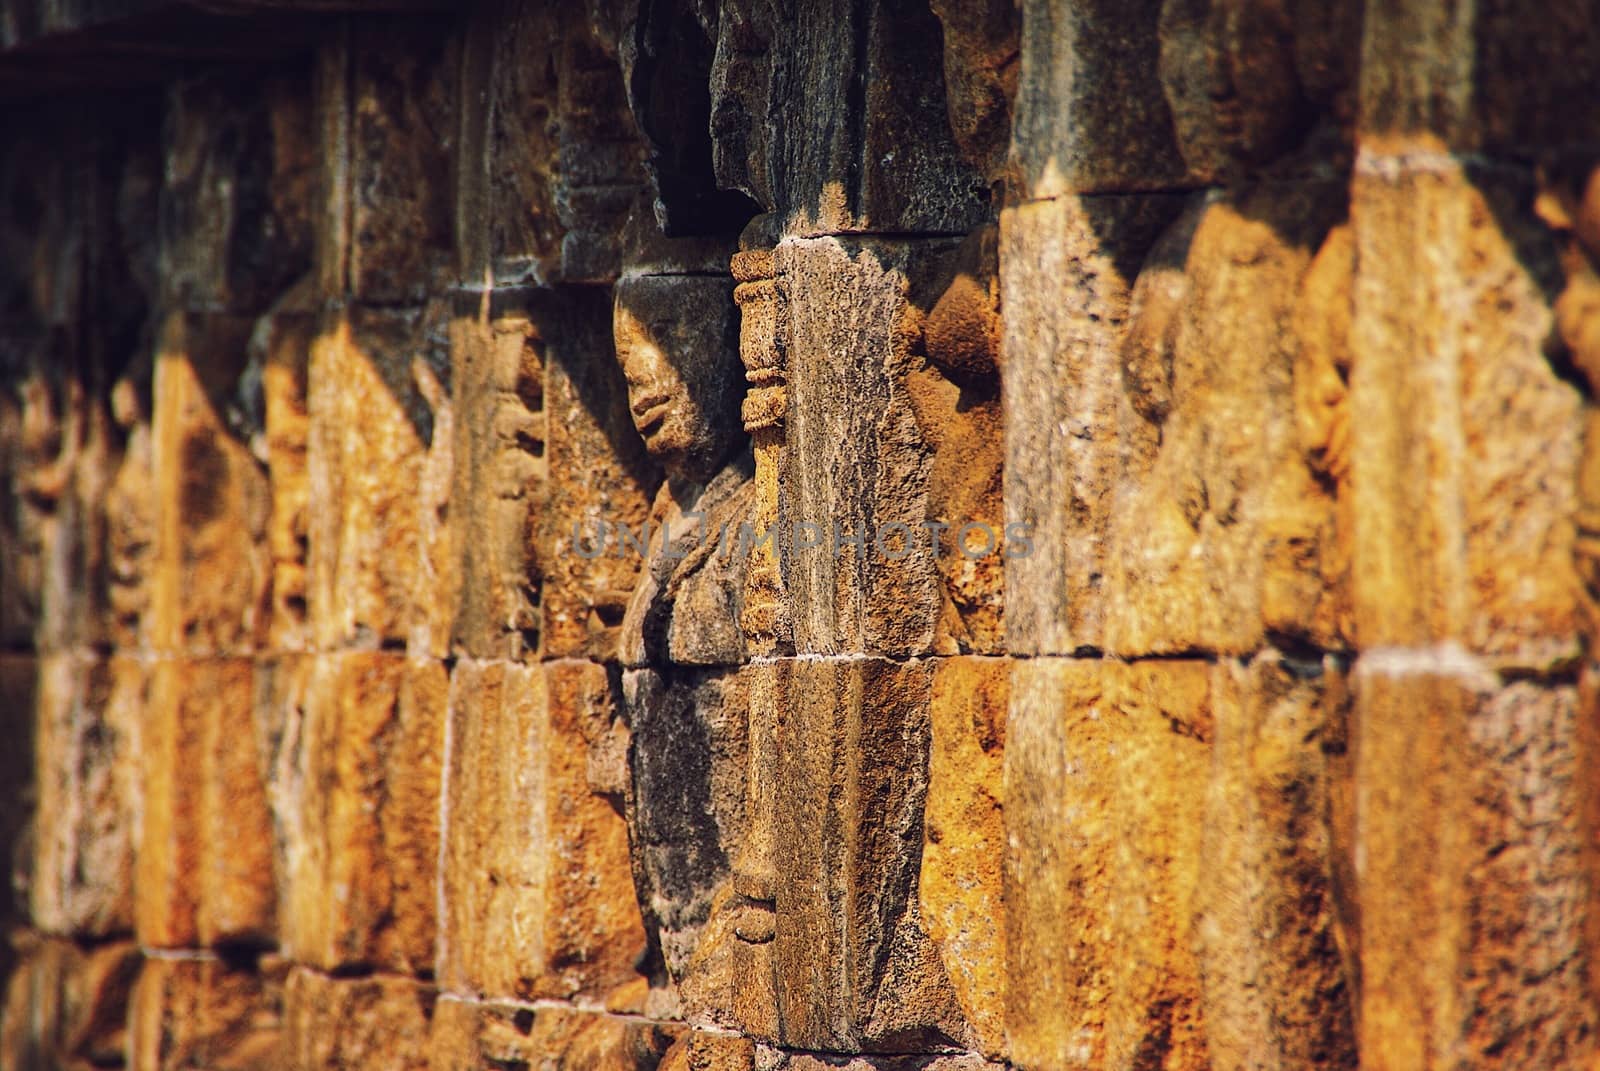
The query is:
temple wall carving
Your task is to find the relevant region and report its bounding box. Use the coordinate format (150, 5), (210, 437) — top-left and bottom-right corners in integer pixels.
(2, 1), (1599, 1068)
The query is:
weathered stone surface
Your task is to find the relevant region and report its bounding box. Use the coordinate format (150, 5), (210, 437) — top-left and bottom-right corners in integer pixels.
(703, 0), (986, 236)
(926, 0), (1019, 183)
(1013, 0), (1359, 198)
(919, 657), (1006, 1059)
(1106, 182), (1352, 657)
(0, 935), (139, 1071)
(1578, 663), (1600, 1029)
(1005, 658), (1210, 1070)
(28, 655), (138, 938)
(1360, 0), (1600, 156)
(1196, 654), (1356, 1070)
(330, 18), (458, 304)
(739, 656), (967, 1052)
(1007, 654), (1362, 1069)
(0, 342), (72, 651)
(903, 227), (1006, 656)
(659, 1029), (752, 1071)
(459, 0), (561, 286)
(136, 659), (275, 950)
(0, 112), (159, 666)
(307, 303), (454, 652)
(777, 237), (952, 657)
(150, 311), (272, 654)
(1354, 662), (1598, 1068)
(429, 999), (684, 1071)
(538, 287), (659, 661)
(447, 304), (545, 660)
(105, 350), (157, 651)
(1010, 0), (1187, 197)
(1004, 185), (1355, 659)
(622, 666), (749, 1007)
(458, 1), (645, 287)
(0, 656), (35, 948)
(1349, 166), (1583, 666)
(129, 955), (284, 1071)
(283, 965), (429, 1071)
(159, 66), (314, 315)
(755, 1051), (1002, 1071)
(440, 659), (645, 1002)
(1000, 193), (1179, 655)
(244, 278), (319, 651)
(270, 653), (444, 974)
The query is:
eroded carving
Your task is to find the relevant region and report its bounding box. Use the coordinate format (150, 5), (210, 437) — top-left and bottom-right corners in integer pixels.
(612, 268), (759, 1003)
(105, 352), (155, 648)
(1538, 163), (1600, 625)
(903, 225), (1005, 654)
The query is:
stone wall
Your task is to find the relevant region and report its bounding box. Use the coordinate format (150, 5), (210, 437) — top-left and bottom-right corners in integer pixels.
(1, 1), (1599, 1069)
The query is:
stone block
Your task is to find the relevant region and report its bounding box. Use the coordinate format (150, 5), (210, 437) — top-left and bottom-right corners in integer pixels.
(0, 936), (140, 1071)
(159, 66), (315, 314)
(447, 299), (545, 661)
(105, 350), (158, 652)
(767, 231), (1010, 656)
(439, 659), (645, 1002)
(853, 0), (989, 235)
(920, 657), (1007, 1059)
(0, 113), (85, 329)
(273, 653), (444, 975)
(1015, 0), (1361, 196)
(429, 1000), (683, 1071)
(1005, 184), (1353, 658)
(1360, 0), (1600, 157)
(284, 966), (434, 1071)
(620, 664), (749, 1021)
(29, 654), (139, 938)
(136, 658), (275, 950)
(1104, 182), (1352, 657)
(534, 287), (659, 661)
(776, 237), (953, 657)
(149, 311), (273, 655)
(457, 2), (643, 287)
(11, 345), (146, 656)
(1004, 658), (1210, 1070)
(0, 335), (78, 652)
(343, 18), (458, 304)
(479, 0), (563, 285)
(1349, 166), (1583, 667)
(307, 303), (454, 652)
(1009, 0), (1186, 198)
(128, 955), (285, 1071)
(732, 656), (967, 1051)
(925, 0), (1019, 182)
(1354, 662), (1598, 1068)
(1196, 654), (1357, 1069)
(704, 0), (985, 236)
(999, 193), (1182, 655)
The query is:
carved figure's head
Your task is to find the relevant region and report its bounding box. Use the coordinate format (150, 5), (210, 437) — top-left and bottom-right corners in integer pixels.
(613, 273), (744, 482)
(1159, 0), (1302, 168)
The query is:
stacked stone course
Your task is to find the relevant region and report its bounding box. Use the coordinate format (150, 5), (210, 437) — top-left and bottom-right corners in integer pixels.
(1, 1), (1599, 1069)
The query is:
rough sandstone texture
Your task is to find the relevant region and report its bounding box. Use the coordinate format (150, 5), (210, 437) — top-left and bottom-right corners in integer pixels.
(3, 1), (1600, 1070)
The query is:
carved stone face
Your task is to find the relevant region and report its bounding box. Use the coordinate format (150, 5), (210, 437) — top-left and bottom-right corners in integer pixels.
(613, 274), (744, 482)
(1159, 0), (1306, 169)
